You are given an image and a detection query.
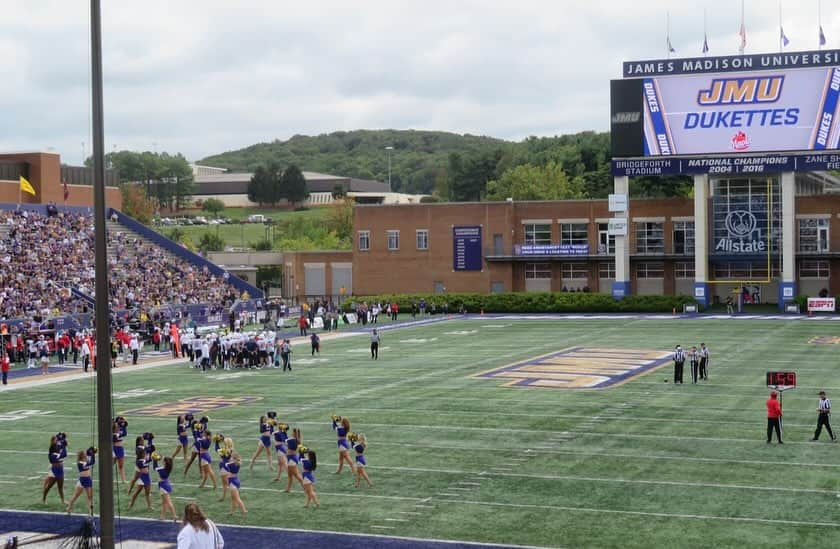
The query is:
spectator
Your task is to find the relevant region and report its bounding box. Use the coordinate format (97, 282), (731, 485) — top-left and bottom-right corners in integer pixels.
(177, 502), (223, 549)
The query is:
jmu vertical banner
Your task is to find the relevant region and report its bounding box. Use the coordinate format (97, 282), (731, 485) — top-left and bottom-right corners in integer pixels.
(453, 225), (482, 271)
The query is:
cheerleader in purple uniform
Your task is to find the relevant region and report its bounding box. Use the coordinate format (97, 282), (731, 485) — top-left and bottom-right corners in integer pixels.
(216, 436), (234, 502)
(112, 422), (126, 483)
(170, 414), (191, 462)
(299, 447), (319, 508)
(155, 455), (177, 521)
(128, 433), (154, 494)
(225, 452), (248, 516)
(128, 447), (153, 511)
(351, 433), (373, 488)
(198, 429), (217, 490)
(283, 428), (304, 493)
(248, 415), (275, 472)
(271, 423), (290, 481)
(183, 415), (207, 477)
(331, 415), (355, 475)
(42, 433), (68, 504)
(66, 447), (96, 515)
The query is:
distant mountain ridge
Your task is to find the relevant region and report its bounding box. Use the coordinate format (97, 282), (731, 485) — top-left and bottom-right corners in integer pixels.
(199, 129), (512, 195)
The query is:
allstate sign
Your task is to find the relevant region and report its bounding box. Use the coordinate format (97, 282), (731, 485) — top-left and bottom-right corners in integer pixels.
(715, 210), (766, 253)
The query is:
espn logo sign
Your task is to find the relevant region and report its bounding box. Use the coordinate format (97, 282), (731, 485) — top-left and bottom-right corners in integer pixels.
(612, 112), (641, 124)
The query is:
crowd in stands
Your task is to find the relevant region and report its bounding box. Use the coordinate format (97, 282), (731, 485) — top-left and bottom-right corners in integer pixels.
(0, 210), (239, 321)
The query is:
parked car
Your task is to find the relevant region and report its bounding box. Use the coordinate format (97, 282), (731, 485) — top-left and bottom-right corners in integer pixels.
(247, 214), (267, 224)
(194, 216), (208, 225)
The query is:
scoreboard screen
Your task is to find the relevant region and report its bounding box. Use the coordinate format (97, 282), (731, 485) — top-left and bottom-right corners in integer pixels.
(766, 371), (796, 388)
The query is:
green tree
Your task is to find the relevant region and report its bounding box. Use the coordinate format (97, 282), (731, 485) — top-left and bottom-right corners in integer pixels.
(485, 161), (585, 201)
(201, 198), (226, 218)
(324, 198), (353, 243)
(331, 183), (347, 199)
(251, 238), (273, 251)
(280, 164), (309, 206)
(119, 183), (155, 223)
(197, 233), (225, 253)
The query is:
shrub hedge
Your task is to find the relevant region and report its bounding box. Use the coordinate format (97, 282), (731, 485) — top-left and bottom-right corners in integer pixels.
(343, 292), (697, 314)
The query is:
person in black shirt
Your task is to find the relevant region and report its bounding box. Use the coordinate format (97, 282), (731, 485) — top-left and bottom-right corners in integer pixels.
(811, 391), (837, 442)
(672, 345), (685, 384)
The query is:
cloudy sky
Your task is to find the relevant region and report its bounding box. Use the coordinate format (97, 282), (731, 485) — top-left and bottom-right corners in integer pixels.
(2, 0), (839, 164)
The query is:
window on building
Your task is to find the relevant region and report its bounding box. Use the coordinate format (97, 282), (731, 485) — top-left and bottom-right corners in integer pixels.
(597, 223), (616, 254)
(713, 261), (780, 279)
(635, 222), (664, 254)
(674, 261), (695, 279)
(358, 230), (370, 251)
(561, 263), (588, 280)
(386, 230), (400, 251)
(524, 224), (552, 245)
(599, 262), (615, 279)
(636, 262), (664, 279)
(798, 218), (829, 253)
(800, 260), (830, 278)
(673, 221), (695, 255)
(525, 263), (552, 279)
(560, 223), (588, 246)
(416, 229), (429, 250)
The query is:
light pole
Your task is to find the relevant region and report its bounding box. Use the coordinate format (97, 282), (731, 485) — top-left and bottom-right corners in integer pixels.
(385, 146), (394, 191)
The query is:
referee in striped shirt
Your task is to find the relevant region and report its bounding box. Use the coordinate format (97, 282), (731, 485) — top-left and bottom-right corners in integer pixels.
(672, 345), (686, 384)
(811, 391), (837, 442)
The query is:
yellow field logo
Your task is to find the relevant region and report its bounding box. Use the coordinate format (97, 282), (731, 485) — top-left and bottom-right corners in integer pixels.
(121, 396), (262, 417)
(809, 335), (840, 345)
(475, 347), (672, 389)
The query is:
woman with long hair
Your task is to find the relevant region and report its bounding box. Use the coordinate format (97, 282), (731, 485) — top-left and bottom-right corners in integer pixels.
(112, 421), (127, 483)
(177, 503), (224, 548)
(216, 436), (234, 502)
(225, 452), (248, 516)
(352, 432), (374, 488)
(271, 423), (289, 482)
(283, 428), (304, 493)
(332, 415), (355, 475)
(171, 414), (190, 462)
(66, 447), (96, 515)
(300, 447), (319, 508)
(126, 435), (146, 494)
(155, 455), (177, 522)
(128, 447), (153, 511)
(198, 429), (217, 490)
(183, 416), (206, 477)
(248, 415), (274, 472)
(42, 433), (67, 504)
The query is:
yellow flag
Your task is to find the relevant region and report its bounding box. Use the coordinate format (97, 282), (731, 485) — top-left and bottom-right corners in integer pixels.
(19, 176), (36, 196)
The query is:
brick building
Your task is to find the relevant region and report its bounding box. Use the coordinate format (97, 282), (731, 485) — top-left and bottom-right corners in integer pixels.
(351, 176), (840, 305)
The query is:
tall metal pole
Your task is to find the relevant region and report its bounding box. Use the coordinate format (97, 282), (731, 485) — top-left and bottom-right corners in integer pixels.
(385, 146), (393, 191)
(90, 1), (115, 547)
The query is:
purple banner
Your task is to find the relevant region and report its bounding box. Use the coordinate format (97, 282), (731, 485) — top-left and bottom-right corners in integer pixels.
(514, 244), (590, 256)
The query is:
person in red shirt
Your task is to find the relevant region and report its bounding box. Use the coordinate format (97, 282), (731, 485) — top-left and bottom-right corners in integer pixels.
(1, 351), (10, 385)
(298, 316), (308, 337)
(766, 391), (783, 444)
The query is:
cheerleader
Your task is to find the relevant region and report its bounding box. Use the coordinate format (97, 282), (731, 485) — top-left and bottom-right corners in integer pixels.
(183, 415), (207, 477)
(271, 423), (290, 481)
(198, 429), (217, 490)
(171, 414), (191, 462)
(215, 435), (233, 502)
(127, 435), (145, 494)
(128, 447), (153, 511)
(283, 428), (304, 493)
(112, 421), (127, 483)
(299, 447), (319, 508)
(331, 415), (355, 475)
(225, 452), (248, 515)
(66, 447), (96, 515)
(42, 433), (68, 504)
(248, 415), (274, 472)
(154, 455), (177, 522)
(351, 433), (373, 488)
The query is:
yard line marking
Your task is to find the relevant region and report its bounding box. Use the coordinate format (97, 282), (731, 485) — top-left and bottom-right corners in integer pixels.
(370, 525), (395, 530)
(414, 504), (435, 509)
(447, 487), (474, 491)
(384, 518), (410, 522)
(457, 482), (482, 486)
(437, 493), (460, 497)
(433, 498), (840, 528)
(27, 475), (41, 480)
(398, 511), (423, 515)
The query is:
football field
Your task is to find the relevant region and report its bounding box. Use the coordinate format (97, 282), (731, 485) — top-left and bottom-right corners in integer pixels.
(2, 316), (840, 548)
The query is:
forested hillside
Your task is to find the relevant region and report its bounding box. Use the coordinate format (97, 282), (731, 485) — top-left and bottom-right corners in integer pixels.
(200, 129), (690, 199)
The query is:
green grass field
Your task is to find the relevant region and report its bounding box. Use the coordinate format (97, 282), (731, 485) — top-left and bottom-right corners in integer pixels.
(3, 318), (840, 548)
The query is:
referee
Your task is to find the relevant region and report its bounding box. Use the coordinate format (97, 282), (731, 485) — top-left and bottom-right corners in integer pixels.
(811, 390), (837, 442)
(672, 345), (685, 384)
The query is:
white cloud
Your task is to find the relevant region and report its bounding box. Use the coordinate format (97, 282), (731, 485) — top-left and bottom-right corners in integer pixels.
(2, 0), (839, 164)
